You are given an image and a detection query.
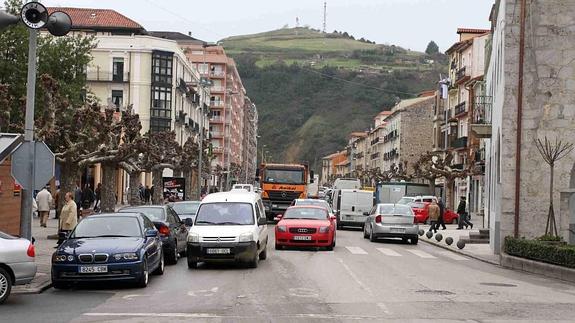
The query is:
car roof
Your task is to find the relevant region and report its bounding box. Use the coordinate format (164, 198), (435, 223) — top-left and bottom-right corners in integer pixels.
(287, 205), (328, 211)
(120, 205), (165, 210)
(339, 189), (372, 193)
(377, 203), (411, 207)
(172, 200), (201, 204)
(201, 191), (260, 204)
(88, 212), (143, 218)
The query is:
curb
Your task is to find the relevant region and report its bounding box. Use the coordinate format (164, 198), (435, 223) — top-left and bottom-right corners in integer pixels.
(12, 280), (52, 295)
(420, 237), (500, 266)
(501, 253), (575, 284)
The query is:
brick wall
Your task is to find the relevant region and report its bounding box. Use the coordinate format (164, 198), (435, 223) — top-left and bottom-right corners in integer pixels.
(0, 158), (22, 236)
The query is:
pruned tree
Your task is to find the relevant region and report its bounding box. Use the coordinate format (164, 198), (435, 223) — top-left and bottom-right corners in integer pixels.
(385, 160), (413, 182)
(141, 131), (182, 204)
(179, 137), (199, 200)
(534, 136), (574, 237)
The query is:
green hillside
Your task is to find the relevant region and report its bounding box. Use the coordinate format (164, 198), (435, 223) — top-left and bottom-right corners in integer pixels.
(221, 28), (447, 171)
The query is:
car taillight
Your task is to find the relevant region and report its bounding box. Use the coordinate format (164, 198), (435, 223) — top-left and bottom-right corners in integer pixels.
(375, 215), (382, 223)
(158, 225), (170, 236)
(27, 243), (35, 257)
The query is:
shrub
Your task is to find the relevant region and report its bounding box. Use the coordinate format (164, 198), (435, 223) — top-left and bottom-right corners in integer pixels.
(536, 234), (562, 242)
(504, 236), (575, 268)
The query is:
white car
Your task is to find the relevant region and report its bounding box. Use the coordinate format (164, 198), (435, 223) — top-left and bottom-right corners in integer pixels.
(0, 231), (37, 304)
(186, 191), (269, 268)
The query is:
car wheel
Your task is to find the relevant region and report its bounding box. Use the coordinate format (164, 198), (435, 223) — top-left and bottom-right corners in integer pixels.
(369, 225), (377, 242)
(249, 253), (259, 268)
(259, 243), (268, 260)
(0, 267), (12, 304)
(363, 225), (369, 239)
(137, 258), (149, 288)
(166, 243), (179, 265)
(187, 258), (198, 269)
(153, 252), (165, 275)
(411, 236), (419, 245)
(402, 238), (409, 244)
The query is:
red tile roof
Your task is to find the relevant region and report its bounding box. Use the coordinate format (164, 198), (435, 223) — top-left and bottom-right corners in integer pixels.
(457, 28), (490, 34)
(47, 7), (144, 31)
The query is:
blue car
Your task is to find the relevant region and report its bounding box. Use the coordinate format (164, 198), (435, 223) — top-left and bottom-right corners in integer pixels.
(51, 213), (164, 289)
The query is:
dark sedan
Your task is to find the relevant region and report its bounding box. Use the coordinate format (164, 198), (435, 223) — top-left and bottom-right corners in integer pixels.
(119, 205), (188, 264)
(170, 201), (200, 228)
(51, 213), (164, 289)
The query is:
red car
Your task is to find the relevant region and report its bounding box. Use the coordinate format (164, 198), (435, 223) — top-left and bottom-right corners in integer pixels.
(410, 202), (459, 224)
(275, 206), (336, 250)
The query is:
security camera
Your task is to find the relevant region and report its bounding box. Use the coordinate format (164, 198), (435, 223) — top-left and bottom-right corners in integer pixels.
(20, 1), (48, 29)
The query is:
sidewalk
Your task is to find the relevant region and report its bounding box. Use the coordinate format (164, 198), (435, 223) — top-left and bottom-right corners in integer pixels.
(419, 223), (500, 265)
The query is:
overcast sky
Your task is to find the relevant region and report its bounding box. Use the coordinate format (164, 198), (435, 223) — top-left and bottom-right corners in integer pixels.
(40, 0), (493, 52)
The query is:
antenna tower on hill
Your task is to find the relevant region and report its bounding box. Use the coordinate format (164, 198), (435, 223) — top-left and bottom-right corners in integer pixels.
(322, 1), (327, 33)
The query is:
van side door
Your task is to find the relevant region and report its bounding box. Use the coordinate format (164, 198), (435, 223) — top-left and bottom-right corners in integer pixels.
(256, 199), (268, 247)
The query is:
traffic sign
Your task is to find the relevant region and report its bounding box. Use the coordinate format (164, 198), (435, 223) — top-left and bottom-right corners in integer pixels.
(11, 141), (55, 190)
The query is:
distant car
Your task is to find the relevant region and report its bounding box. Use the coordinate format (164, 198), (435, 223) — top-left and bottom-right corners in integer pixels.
(0, 231), (36, 304)
(363, 204), (419, 244)
(119, 205), (189, 264)
(51, 213), (164, 289)
(409, 202), (459, 224)
(275, 206), (336, 251)
(170, 201), (201, 227)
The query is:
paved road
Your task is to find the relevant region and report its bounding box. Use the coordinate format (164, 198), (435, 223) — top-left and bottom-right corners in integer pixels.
(3, 226), (575, 322)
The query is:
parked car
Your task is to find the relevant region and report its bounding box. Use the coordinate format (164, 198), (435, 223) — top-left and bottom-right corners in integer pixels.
(119, 205), (188, 264)
(409, 202), (459, 224)
(186, 191), (269, 269)
(51, 213), (164, 289)
(0, 231), (36, 304)
(363, 204), (419, 244)
(170, 201), (201, 227)
(396, 195), (437, 205)
(275, 206), (336, 250)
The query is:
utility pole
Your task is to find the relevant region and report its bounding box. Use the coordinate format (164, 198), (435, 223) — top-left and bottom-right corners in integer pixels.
(322, 2), (327, 33)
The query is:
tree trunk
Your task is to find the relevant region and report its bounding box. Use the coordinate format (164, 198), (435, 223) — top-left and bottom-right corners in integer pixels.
(100, 162), (117, 212)
(59, 162), (80, 214)
(183, 169), (193, 200)
(445, 178), (455, 210)
(152, 168), (163, 205)
(128, 171), (142, 206)
(429, 177), (436, 197)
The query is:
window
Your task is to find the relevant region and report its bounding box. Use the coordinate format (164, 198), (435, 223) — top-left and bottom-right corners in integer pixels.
(152, 51), (173, 85)
(112, 57), (124, 82)
(112, 90), (123, 111)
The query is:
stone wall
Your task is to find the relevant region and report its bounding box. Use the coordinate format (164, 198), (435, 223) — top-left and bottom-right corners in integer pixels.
(400, 97), (435, 172)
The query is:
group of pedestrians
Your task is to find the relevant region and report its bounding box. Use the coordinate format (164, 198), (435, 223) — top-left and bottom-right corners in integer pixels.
(427, 196), (473, 233)
(138, 184), (154, 204)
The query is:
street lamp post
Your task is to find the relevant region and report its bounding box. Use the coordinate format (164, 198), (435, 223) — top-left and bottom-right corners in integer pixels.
(198, 77), (212, 199)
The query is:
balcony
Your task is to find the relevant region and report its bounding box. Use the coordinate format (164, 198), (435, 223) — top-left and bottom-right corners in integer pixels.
(451, 136), (468, 150)
(212, 147), (223, 154)
(370, 152), (380, 160)
(455, 67), (469, 84)
(471, 95), (493, 138)
(383, 148), (398, 161)
(210, 101), (224, 107)
(210, 116), (224, 123)
(210, 70), (225, 78)
(454, 101), (467, 117)
(86, 70), (129, 83)
(383, 130), (398, 143)
(451, 163), (464, 170)
(370, 137), (380, 146)
(211, 86), (225, 93)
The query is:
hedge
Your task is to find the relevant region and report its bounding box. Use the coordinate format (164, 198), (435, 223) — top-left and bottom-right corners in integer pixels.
(504, 236), (575, 269)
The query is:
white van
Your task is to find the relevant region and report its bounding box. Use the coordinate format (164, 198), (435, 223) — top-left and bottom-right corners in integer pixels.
(333, 178), (361, 190)
(186, 191), (269, 268)
(334, 189), (374, 229)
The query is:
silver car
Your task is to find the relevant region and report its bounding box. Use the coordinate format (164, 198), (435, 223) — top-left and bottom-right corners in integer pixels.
(363, 204), (419, 245)
(0, 231), (37, 304)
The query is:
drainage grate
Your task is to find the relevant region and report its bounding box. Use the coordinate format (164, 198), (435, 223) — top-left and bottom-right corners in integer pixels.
(415, 289), (454, 295)
(480, 282), (517, 287)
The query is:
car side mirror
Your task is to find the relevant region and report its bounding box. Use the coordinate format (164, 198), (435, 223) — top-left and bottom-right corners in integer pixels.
(363, 212), (370, 216)
(258, 217), (268, 226)
(145, 229), (159, 237)
(184, 218), (194, 226)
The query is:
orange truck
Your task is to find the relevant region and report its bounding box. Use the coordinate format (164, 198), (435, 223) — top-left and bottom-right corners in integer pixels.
(256, 163), (314, 220)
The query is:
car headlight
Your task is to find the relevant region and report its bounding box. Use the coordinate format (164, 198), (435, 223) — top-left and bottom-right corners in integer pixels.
(319, 226), (330, 233)
(187, 232), (200, 243)
(113, 253), (139, 261)
(276, 225), (287, 233)
(53, 254), (68, 262)
(239, 232), (254, 242)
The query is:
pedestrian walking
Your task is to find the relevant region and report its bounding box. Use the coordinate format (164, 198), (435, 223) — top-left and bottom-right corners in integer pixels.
(36, 185), (53, 228)
(456, 196), (473, 229)
(57, 192), (77, 246)
(427, 200), (440, 233)
(436, 198), (447, 230)
(53, 186), (60, 219)
(94, 183), (102, 212)
(81, 184), (95, 219)
(144, 185), (151, 204)
(138, 183), (145, 202)
(74, 183), (82, 219)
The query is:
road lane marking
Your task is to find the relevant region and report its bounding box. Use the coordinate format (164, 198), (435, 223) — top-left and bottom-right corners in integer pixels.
(337, 258), (373, 296)
(121, 294), (148, 300)
(376, 248), (402, 257)
(187, 287), (218, 297)
(289, 287), (319, 298)
(437, 250), (468, 261)
(345, 246), (368, 254)
(377, 302), (392, 315)
(406, 249), (436, 259)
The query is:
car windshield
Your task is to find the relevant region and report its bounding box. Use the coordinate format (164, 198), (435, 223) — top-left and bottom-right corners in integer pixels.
(378, 205), (414, 216)
(396, 197), (414, 205)
(120, 207), (165, 221)
(264, 169), (304, 184)
(283, 208), (328, 220)
(409, 202), (426, 209)
(195, 203), (254, 225)
(71, 217), (142, 238)
(171, 202), (200, 216)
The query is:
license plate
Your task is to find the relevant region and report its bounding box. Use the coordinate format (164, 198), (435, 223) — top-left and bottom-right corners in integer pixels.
(79, 266), (108, 273)
(293, 235), (312, 241)
(272, 204), (278, 208)
(391, 227), (405, 233)
(206, 248), (231, 254)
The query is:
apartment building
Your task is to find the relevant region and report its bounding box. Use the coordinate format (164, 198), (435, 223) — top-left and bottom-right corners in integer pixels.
(368, 111), (391, 171)
(242, 97), (258, 184)
(444, 28), (489, 210)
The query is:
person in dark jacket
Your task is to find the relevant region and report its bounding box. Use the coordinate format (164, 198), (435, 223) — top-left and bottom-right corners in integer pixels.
(456, 196), (473, 229)
(94, 183), (102, 212)
(81, 184), (95, 210)
(436, 197), (447, 230)
(144, 185), (151, 204)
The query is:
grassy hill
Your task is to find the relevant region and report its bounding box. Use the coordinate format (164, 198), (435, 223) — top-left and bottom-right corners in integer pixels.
(220, 28), (447, 170)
